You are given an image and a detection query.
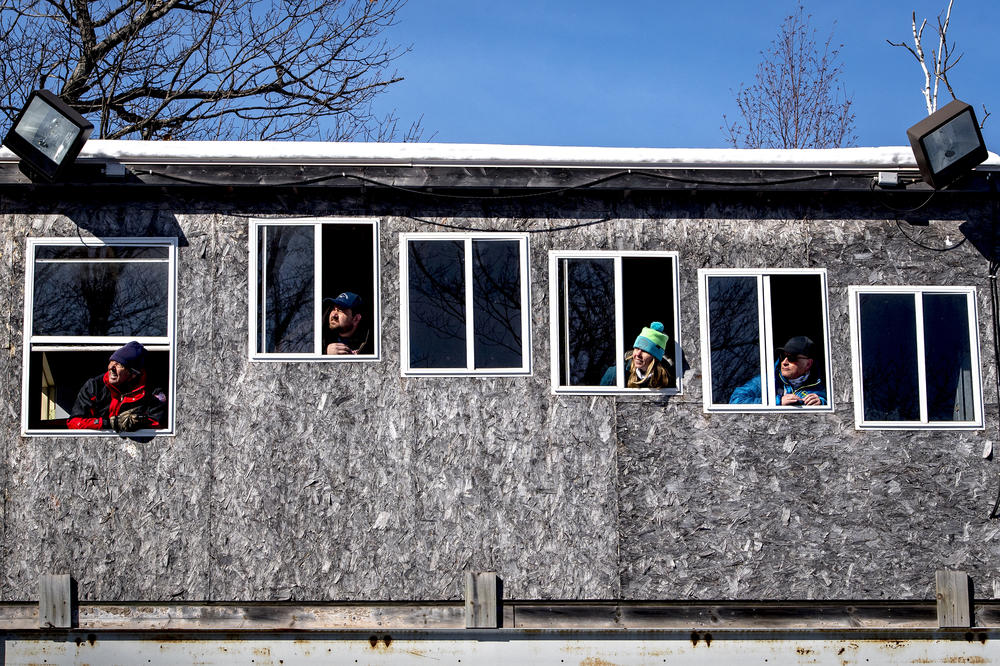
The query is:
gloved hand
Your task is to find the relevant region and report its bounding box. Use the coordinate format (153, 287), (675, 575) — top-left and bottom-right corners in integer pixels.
(108, 413), (143, 432)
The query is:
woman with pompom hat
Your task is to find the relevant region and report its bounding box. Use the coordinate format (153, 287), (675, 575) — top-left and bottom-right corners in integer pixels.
(600, 321), (673, 389)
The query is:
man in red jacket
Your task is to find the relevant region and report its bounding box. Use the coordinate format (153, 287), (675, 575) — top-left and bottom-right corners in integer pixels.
(67, 341), (168, 431)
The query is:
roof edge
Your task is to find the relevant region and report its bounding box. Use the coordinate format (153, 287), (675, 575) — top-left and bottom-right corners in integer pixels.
(2, 141), (998, 171)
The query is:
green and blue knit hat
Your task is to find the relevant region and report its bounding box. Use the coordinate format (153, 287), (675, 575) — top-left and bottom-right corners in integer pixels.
(633, 321), (669, 361)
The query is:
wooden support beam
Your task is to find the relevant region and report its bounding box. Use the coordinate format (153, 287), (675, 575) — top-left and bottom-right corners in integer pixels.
(38, 574), (75, 629)
(465, 571), (502, 629)
(936, 570), (972, 628)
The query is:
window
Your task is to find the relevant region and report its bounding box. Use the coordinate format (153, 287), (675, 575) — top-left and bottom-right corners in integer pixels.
(848, 286), (983, 429)
(550, 251), (681, 394)
(249, 218), (379, 361)
(698, 269), (832, 412)
(21, 237), (176, 435)
(400, 233), (530, 375)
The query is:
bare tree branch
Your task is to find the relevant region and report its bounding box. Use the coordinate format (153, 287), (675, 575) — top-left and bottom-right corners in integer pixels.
(888, 0), (957, 115)
(0, 0), (421, 140)
(723, 6), (856, 149)
(888, 1), (988, 128)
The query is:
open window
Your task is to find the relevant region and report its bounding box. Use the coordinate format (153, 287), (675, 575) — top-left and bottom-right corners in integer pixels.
(550, 251), (681, 395)
(698, 269), (832, 412)
(249, 218), (379, 361)
(848, 286), (983, 429)
(21, 238), (176, 436)
(400, 233), (530, 375)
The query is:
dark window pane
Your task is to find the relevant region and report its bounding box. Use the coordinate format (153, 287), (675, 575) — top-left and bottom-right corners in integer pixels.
(472, 240), (522, 368)
(26, 349), (170, 430)
(36, 246), (169, 260)
(33, 261), (168, 337)
(320, 223), (377, 356)
(708, 276), (762, 404)
(860, 293), (919, 421)
(559, 258), (615, 386)
(769, 273), (827, 396)
(621, 256), (676, 388)
(259, 225), (314, 354)
(408, 240), (466, 368)
(923, 293), (975, 421)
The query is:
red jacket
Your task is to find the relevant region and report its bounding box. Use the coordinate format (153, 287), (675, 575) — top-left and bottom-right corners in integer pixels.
(67, 371), (167, 430)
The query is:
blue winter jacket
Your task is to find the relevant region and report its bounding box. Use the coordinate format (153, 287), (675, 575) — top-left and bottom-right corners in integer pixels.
(728, 362), (827, 405)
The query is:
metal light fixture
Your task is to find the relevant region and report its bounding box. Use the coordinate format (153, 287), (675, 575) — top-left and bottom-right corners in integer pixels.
(906, 99), (988, 190)
(2, 90), (93, 182)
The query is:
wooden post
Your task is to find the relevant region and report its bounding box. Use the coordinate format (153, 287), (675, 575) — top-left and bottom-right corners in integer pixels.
(465, 571), (501, 629)
(39, 574), (75, 628)
(935, 570), (972, 628)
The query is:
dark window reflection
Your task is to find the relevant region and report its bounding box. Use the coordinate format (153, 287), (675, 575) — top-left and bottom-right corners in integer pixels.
(36, 246), (168, 260)
(472, 240), (522, 368)
(923, 293), (974, 421)
(408, 240), (466, 368)
(259, 225), (314, 354)
(558, 258), (615, 385)
(708, 276), (761, 404)
(621, 256), (676, 389)
(33, 261), (169, 337)
(860, 293), (919, 421)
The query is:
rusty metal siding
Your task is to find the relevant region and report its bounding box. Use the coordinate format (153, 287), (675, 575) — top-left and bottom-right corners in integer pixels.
(6, 631), (1000, 665)
(0, 188), (996, 604)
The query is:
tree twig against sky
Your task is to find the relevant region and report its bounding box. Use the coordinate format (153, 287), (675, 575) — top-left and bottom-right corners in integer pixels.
(723, 6), (856, 149)
(887, 0), (989, 127)
(0, 0), (415, 140)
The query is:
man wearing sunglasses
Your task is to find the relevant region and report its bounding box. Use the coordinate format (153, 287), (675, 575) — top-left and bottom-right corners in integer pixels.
(729, 336), (827, 406)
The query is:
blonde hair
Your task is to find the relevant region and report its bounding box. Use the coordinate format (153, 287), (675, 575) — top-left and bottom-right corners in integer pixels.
(625, 350), (672, 389)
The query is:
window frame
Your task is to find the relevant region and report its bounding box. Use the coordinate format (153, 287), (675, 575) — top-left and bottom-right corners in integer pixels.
(20, 236), (178, 437)
(399, 232), (531, 377)
(697, 267), (834, 413)
(248, 217), (381, 362)
(548, 250), (682, 396)
(848, 285), (984, 430)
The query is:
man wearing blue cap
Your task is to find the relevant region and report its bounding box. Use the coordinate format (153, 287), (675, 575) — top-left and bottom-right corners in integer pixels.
(322, 292), (373, 355)
(67, 341), (168, 431)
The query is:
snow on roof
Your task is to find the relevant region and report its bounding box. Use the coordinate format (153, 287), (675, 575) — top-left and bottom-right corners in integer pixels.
(2, 140), (999, 170)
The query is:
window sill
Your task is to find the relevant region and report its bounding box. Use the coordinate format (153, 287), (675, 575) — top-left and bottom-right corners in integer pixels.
(854, 421), (984, 431)
(21, 428), (174, 438)
(704, 405), (834, 414)
(250, 353), (381, 363)
(554, 387), (680, 397)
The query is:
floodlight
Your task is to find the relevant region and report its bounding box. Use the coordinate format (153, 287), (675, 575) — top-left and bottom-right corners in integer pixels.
(2, 90), (93, 182)
(906, 99), (988, 189)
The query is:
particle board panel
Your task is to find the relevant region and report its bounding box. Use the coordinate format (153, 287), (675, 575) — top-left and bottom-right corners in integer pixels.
(0, 191), (997, 607)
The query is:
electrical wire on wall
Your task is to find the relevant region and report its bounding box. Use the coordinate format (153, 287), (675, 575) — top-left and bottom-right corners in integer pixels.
(987, 173), (1000, 519)
(139, 167), (844, 201)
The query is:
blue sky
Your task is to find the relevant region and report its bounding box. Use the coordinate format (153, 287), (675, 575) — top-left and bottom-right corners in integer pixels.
(372, 1), (1000, 150)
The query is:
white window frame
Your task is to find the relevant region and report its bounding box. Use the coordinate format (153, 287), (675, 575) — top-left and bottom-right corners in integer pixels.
(549, 250), (682, 396)
(399, 232), (531, 377)
(698, 268), (833, 413)
(248, 217), (380, 362)
(21, 236), (178, 437)
(848, 285), (984, 430)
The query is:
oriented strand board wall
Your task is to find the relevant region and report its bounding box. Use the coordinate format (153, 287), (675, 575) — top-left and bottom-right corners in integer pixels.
(0, 189), (997, 602)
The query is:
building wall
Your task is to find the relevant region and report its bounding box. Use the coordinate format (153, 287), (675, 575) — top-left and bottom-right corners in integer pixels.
(0, 188), (997, 602)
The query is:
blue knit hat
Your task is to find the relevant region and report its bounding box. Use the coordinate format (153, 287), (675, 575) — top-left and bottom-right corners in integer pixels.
(109, 341), (147, 371)
(633, 322), (669, 361)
